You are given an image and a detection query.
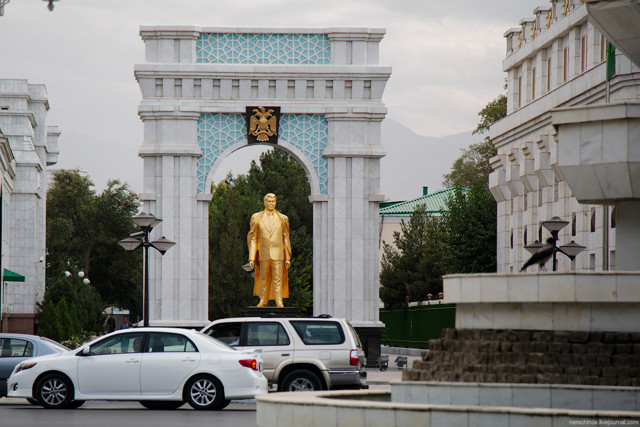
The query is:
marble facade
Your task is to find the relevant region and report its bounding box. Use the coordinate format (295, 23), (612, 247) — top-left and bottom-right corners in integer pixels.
(489, 0), (640, 273)
(0, 79), (59, 333)
(134, 27), (391, 332)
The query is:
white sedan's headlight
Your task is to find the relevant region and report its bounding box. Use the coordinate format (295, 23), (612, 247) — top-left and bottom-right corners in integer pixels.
(14, 361), (37, 373)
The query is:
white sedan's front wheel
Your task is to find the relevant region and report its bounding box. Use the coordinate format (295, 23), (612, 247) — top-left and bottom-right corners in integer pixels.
(36, 373), (74, 409)
(184, 375), (225, 410)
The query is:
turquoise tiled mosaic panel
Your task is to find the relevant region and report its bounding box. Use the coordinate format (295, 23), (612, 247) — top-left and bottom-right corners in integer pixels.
(197, 113), (328, 194)
(280, 114), (328, 194)
(196, 33), (330, 64)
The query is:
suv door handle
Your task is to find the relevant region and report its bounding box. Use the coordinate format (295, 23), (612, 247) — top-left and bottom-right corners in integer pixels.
(281, 353), (290, 356)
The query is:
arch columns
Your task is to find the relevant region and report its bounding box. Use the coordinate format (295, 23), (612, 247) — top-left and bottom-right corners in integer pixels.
(138, 109), (210, 327)
(313, 110), (386, 329)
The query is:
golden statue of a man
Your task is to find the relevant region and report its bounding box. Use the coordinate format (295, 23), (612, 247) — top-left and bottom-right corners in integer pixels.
(247, 193), (292, 308)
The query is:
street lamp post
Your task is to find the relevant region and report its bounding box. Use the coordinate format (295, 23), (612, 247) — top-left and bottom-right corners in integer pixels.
(558, 240), (587, 270)
(118, 212), (175, 327)
(541, 216), (570, 271)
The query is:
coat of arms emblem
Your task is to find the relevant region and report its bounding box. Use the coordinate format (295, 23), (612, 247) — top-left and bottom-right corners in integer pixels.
(247, 106), (280, 144)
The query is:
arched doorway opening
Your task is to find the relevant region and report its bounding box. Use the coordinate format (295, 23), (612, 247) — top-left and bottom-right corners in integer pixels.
(206, 144), (314, 318)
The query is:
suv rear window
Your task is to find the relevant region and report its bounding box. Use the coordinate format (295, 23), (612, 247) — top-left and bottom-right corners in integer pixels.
(247, 322), (290, 346)
(290, 321), (345, 345)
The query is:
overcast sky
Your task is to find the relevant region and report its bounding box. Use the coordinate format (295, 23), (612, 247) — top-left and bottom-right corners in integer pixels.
(0, 0), (541, 193)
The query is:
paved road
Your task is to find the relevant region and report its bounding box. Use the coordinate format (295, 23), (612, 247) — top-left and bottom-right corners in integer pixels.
(0, 398), (259, 427)
(0, 351), (423, 427)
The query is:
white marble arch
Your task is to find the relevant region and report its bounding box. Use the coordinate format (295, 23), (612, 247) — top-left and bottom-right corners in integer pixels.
(135, 26), (391, 333)
(203, 138), (324, 197)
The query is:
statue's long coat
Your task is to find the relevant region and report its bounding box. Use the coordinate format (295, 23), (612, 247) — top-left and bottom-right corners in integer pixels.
(247, 209), (292, 299)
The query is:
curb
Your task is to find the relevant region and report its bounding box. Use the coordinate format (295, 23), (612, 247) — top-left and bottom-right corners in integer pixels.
(381, 346), (425, 357)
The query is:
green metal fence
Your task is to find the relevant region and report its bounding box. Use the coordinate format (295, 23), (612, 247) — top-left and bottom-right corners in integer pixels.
(380, 303), (456, 349)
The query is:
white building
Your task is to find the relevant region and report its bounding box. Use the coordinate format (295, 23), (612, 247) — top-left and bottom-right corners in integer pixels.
(0, 79), (59, 333)
(489, 0), (639, 273)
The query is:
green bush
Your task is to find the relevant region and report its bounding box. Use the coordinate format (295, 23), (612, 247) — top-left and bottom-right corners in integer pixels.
(38, 300), (64, 342)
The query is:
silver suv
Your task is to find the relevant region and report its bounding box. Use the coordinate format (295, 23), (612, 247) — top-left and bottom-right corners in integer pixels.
(200, 316), (367, 392)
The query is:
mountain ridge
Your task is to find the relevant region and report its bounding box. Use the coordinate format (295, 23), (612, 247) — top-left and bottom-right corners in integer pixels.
(54, 119), (478, 202)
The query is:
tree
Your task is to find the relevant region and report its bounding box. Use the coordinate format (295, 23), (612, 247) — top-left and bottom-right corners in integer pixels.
(38, 300), (64, 342)
(473, 94), (506, 135)
(38, 266), (104, 334)
(440, 182), (497, 274)
(46, 170), (141, 315)
(442, 94), (505, 188)
(440, 93), (504, 273)
(442, 139), (497, 188)
(379, 205), (444, 309)
(46, 170), (96, 276)
(381, 94), (503, 305)
(208, 149), (313, 318)
(88, 180), (142, 314)
(208, 177), (261, 319)
(54, 297), (78, 341)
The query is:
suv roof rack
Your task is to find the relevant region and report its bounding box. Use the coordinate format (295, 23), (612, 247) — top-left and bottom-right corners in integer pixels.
(241, 308), (334, 319)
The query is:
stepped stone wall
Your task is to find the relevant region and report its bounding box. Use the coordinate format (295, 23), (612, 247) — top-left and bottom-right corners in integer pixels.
(403, 329), (640, 386)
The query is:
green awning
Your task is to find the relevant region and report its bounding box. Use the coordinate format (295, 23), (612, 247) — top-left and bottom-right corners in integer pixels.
(3, 268), (25, 282)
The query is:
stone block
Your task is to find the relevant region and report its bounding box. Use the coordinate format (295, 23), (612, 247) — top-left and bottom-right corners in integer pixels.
(520, 375), (536, 383)
(589, 331), (604, 343)
(532, 331), (553, 342)
(337, 407), (366, 427)
(567, 331), (590, 343)
(618, 377), (633, 386)
(603, 332), (617, 343)
(461, 372), (475, 382)
(528, 353), (545, 364)
(395, 409), (430, 426)
(442, 328), (456, 339)
(469, 412), (506, 427)
(612, 354), (631, 365)
(500, 342), (513, 352)
(484, 373), (497, 382)
(572, 344), (587, 354)
(613, 343), (632, 354)
(615, 332), (631, 342)
(548, 342), (563, 353)
(599, 376), (618, 386)
(432, 410), (466, 427)
(553, 331), (570, 343)
(558, 353), (573, 364)
(364, 408), (396, 427)
(479, 329), (497, 340)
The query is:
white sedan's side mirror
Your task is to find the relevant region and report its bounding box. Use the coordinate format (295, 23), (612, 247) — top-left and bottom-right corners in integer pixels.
(81, 347), (90, 356)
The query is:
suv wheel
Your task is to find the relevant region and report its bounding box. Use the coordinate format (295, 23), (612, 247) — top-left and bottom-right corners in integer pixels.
(280, 370), (321, 392)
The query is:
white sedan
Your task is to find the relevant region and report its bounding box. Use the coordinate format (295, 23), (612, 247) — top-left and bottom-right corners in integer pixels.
(7, 327), (267, 410)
